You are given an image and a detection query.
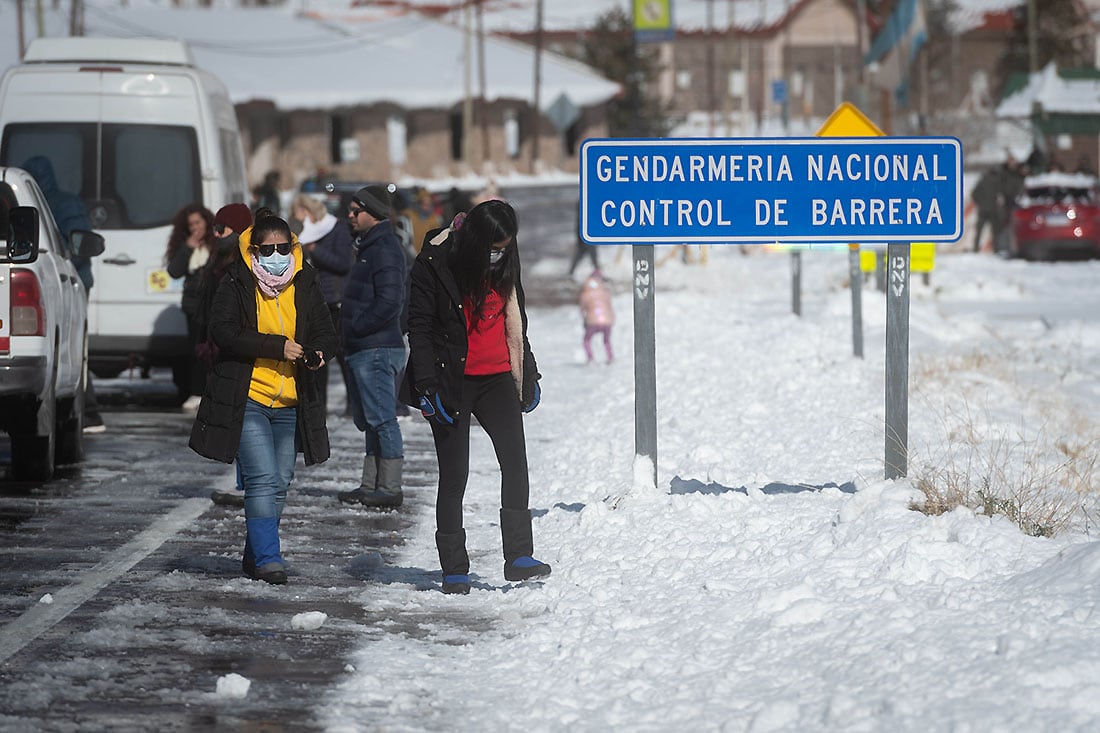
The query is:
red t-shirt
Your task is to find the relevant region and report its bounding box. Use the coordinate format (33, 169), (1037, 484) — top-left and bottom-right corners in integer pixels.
(465, 290), (511, 375)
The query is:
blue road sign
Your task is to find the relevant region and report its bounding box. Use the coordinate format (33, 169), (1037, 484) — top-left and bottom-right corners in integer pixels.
(772, 79), (787, 104)
(579, 137), (963, 244)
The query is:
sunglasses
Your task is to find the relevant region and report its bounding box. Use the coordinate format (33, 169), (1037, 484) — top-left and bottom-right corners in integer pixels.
(255, 242), (293, 257)
(348, 206), (366, 216)
(213, 223), (226, 236)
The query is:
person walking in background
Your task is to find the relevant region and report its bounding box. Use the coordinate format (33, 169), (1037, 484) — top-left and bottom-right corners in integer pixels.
(189, 214), (338, 585)
(195, 203), (253, 365)
(401, 200), (550, 595)
(21, 155), (106, 432)
(996, 156), (1027, 255)
(401, 187), (443, 257)
(291, 194), (355, 416)
(970, 165), (1003, 253)
(165, 203), (216, 409)
(579, 269), (614, 364)
(252, 170), (281, 217)
(569, 233), (599, 277)
(443, 186), (474, 223)
(337, 185), (408, 510)
(199, 202), (252, 511)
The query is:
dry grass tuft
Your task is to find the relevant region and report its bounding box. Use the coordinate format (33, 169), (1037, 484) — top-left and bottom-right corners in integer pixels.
(911, 429), (1099, 537)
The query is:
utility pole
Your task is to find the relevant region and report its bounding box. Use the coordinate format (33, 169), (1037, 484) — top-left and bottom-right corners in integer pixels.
(854, 0), (867, 108)
(35, 0), (44, 38)
(476, 0), (490, 171)
(530, 0), (544, 173)
(69, 0), (83, 36)
(463, 2), (474, 170)
(16, 0), (26, 59)
(723, 0), (734, 135)
(706, 0), (715, 137)
(1027, 0), (1038, 73)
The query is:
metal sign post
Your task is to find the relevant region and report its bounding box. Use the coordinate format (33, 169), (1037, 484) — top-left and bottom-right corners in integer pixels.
(848, 244), (864, 359)
(790, 250), (802, 317)
(884, 243), (910, 479)
(633, 245), (658, 488)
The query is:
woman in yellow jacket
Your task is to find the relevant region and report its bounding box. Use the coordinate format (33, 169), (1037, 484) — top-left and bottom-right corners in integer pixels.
(190, 215), (338, 585)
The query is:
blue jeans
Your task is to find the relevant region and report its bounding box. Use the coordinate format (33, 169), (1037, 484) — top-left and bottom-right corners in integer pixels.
(347, 346), (405, 459)
(238, 399), (298, 520)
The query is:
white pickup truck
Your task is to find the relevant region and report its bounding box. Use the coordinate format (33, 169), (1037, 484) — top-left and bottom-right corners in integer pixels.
(1, 166), (104, 483)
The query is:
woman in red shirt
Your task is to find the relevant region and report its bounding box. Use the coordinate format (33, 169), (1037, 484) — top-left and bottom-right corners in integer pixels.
(402, 200), (549, 594)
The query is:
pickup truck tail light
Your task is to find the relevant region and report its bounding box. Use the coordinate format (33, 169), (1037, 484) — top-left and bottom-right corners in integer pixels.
(10, 269), (46, 336)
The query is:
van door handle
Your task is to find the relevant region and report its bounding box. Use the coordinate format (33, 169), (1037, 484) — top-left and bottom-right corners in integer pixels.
(102, 254), (136, 266)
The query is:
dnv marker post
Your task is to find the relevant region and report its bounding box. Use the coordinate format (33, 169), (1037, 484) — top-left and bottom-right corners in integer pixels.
(632, 245), (658, 489)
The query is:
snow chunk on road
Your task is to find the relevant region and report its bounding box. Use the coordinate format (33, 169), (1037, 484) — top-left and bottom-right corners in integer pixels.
(214, 673), (250, 699)
(291, 611), (328, 630)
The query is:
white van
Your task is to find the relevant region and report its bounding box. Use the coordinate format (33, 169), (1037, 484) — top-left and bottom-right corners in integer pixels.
(0, 37), (248, 386)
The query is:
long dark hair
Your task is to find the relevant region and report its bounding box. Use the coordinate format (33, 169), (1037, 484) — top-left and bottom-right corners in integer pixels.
(165, 203), (214, 263)
(450, 200), (519, 321)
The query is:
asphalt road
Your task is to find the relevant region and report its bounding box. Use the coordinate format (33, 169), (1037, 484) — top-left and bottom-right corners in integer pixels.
(0, 264), (590, 732)
(0, 374), (450, 732)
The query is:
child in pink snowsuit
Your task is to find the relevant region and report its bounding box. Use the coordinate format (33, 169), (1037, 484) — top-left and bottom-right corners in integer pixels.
(579, 270), (614, 364)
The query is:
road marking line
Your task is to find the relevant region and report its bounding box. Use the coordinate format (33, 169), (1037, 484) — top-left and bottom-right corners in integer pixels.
(0, 497), (209, 665)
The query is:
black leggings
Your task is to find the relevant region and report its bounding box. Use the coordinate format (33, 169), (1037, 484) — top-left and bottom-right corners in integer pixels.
(431, 372), (529, 533)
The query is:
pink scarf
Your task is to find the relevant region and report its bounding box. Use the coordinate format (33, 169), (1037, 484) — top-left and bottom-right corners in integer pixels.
(250, 253), (296, 298)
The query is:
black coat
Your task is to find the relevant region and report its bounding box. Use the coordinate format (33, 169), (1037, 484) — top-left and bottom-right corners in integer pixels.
(400, 229), (539, 416)
(189, 258), (339, 465)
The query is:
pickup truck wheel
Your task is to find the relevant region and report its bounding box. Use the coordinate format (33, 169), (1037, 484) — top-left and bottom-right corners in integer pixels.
(11, 359), (58, 482)
(56, 345), (87, 465)
(11, 429), (56, 482)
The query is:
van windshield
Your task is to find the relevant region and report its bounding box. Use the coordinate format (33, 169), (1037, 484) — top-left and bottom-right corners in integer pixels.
(1, 122), (201, 230)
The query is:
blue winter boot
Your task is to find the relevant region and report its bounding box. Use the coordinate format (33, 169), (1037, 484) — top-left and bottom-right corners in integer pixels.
(245, 516), (286, 585)
(500, 508), (551, 582)
(436, 529), (471, 594)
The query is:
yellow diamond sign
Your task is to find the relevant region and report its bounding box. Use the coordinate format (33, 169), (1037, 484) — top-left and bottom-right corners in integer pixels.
(816, 102), (884, 138)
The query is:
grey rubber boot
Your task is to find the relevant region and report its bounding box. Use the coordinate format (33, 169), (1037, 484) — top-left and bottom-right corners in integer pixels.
(349, 457), (403, 509)
(338, 455), (379, 504)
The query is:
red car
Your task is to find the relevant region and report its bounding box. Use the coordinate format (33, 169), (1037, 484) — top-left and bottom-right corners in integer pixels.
(1010, 173), (1100, 260)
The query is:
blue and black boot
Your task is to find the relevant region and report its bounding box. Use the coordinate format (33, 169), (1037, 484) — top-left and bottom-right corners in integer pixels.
(244, 516), (287, 585)
(500, 508), (551, 582)
(436, 529), (471, 594)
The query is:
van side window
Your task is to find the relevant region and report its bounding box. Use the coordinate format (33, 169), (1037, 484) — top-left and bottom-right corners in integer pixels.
(110, 124), (200, 228)
(0, 123), (92, 199)
(218, 128), (247, 204)
(2, 122), (201, 230)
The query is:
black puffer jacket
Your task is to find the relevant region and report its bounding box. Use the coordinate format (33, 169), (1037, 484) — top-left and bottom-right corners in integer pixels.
(189, 258), (338, 465)
(400, 229), (539, 417)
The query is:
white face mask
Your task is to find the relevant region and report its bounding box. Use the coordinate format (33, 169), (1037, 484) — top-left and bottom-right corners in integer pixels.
(258, 251), (292, 276)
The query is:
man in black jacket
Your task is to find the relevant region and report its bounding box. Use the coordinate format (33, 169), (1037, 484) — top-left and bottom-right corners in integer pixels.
(338, 185), (408, 509)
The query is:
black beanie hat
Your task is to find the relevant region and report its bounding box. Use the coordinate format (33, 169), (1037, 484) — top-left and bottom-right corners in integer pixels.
(353, 184), (393, 219)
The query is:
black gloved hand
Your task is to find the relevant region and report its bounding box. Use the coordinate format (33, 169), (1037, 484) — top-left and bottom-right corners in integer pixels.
(419, 391), (455, 426)
(522, 381), (541, 413)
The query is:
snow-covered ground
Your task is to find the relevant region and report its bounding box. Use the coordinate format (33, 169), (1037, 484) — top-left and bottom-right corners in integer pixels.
(321, 246), (1100, 731)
